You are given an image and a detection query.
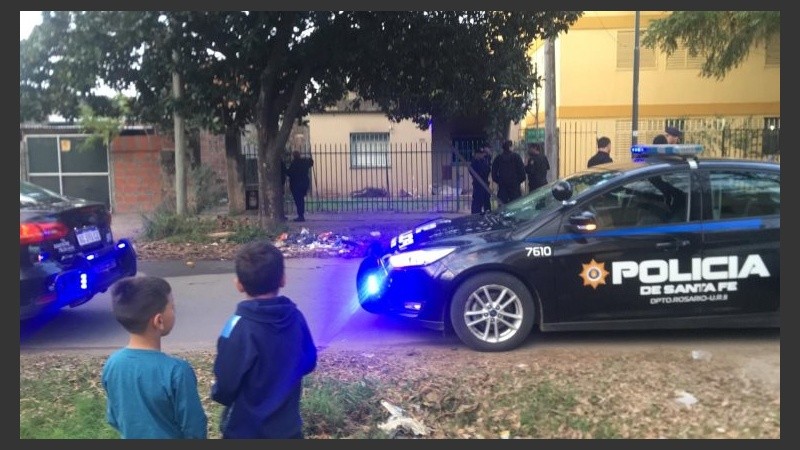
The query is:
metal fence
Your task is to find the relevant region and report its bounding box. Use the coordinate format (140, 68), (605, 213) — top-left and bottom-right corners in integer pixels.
(242, 126), (779, 215)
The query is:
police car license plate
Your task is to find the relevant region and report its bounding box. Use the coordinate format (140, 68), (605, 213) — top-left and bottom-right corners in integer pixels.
(76, 226), (102, 246)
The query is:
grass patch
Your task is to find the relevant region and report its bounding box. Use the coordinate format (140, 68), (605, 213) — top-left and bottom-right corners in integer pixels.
(140, 210), (286, 244)
(20, 347), (780, 439)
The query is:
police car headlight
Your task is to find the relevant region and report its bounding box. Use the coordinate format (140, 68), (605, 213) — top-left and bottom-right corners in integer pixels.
(388, 247), (457, 268)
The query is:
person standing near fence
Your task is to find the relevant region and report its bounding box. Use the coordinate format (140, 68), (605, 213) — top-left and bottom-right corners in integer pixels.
(285, 150), (314, 222)
(491, 140), (526, 204)
(470, 146), (492, 214)
(524, 142), (550, 192)
(587, 136), (613, 168)
(665, 126), (682, 144)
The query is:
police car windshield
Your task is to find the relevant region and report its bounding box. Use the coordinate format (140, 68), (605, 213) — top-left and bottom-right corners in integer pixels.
(497, 169), (625, 222)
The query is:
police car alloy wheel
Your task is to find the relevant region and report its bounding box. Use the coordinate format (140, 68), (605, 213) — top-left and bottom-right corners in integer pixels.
(449, 272), (536, 352)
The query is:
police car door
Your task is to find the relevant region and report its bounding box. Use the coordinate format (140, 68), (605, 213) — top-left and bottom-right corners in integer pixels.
(552, 170), (702, 324)
(698, 167), (780, 321)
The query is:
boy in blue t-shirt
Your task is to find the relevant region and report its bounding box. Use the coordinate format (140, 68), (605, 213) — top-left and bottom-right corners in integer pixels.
(101, 276), (207, 439)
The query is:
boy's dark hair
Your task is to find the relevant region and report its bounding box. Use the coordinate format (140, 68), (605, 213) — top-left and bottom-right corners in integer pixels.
(653, 134), (668, 144)
(502, 140), (513, 151)
(111, 276), (172, 334)
(235, 240), (285, 296)
(597, 136), (611, 149)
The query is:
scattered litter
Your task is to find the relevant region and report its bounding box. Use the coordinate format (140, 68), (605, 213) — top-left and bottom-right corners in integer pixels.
(691, 350), (712, 361)
(350, 187), (389, 198)
(378, 400), (429, 437)
(499, 430), (511, 439)
(673, 390), (698, 408)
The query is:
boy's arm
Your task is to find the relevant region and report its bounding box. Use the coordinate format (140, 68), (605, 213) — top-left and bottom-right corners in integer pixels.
(299, 314), (317, 375)
(173, 362), (208, 439)
(211, 316), (255, 406)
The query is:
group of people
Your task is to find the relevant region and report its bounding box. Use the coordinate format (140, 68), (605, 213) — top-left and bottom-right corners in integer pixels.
(587, 126), (683, 168)
(469, 140), (551, 214)
(101, 240), (316, 439)
(470, 126), (684, 214)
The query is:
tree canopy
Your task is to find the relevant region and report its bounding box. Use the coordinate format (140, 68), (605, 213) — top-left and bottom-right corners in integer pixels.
(642, 11), (780, 80)
(20, 11), (582, 223)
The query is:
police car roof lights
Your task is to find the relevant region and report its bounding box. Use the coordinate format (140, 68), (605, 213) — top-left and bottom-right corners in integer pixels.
(631, 144), (704, 159)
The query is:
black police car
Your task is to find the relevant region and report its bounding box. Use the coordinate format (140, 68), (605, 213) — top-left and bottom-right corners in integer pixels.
(20, 180), (138, 321)
(356, 145), (780, 352)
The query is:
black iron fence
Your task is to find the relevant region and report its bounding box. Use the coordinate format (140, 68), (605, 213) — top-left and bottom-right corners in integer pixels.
(242, 126), (779, 215)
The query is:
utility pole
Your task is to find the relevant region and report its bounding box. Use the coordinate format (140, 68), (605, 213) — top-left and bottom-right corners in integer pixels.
(631, 11), (641, 146)
(172, 49), (186, 215)
(544, 37), (558, 180)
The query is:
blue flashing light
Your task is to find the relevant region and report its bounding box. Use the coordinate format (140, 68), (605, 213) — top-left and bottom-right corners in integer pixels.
(80, 273), (88, 290)
(86, 254), (95, 261)
(117, 242), (126, 249)
(365, 274), (381, 295)
(631, 144), (703, 158)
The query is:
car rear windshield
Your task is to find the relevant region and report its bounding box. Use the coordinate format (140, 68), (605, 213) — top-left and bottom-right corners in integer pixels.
(20, 181), (68, 208)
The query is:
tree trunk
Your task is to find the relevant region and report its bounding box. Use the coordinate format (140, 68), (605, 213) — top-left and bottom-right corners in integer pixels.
(255, 123), (286, 228)
(224, 128), (246, 214)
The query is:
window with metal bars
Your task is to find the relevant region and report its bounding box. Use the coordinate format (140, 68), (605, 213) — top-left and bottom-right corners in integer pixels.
(350, 132), (390, 168)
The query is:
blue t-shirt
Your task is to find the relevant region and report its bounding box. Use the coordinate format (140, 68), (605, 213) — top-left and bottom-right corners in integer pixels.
(101, 348), (207, 439)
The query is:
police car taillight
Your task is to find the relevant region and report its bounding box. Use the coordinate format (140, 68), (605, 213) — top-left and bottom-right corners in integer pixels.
(631, 144), (704, 159)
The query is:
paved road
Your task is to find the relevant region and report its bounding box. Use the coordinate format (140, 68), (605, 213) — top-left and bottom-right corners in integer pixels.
(19, 258), (461, 355)
(19, 258), (780, 389)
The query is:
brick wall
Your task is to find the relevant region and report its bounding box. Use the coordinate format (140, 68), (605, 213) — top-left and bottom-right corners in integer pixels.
(200, 131), (228, 184)
(111, 134), (171, 214)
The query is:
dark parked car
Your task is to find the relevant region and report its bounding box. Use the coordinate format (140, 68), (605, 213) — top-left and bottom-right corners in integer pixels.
(356, 145), (780, 352)
(20, 180), (137, 320)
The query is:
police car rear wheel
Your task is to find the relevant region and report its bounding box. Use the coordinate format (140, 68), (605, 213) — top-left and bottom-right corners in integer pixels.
(449, 272), (535, 352)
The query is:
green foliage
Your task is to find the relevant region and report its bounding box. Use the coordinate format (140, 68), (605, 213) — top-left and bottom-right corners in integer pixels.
(301, 376), (388, 439)
(642, 11), (780, 80)
(20, 11), (583, 222)
(140, 209), (217, 243)
(19, 358), (119, 439)
(516, 381), (619, 438)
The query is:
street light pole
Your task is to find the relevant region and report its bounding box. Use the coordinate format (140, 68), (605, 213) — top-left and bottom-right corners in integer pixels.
(632, 11), (641, 146)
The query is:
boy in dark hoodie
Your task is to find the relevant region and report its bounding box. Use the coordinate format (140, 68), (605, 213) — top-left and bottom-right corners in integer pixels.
(211, 240), (317, 439)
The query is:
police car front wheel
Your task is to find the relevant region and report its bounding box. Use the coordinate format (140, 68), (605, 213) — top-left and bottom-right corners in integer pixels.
(449, 272), (536, 352)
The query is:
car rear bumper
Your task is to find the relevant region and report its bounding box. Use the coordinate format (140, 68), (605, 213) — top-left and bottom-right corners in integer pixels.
(20, 239), (137, 320)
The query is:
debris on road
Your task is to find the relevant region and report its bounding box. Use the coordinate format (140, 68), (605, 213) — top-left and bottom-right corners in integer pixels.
(378, 400), (429, 437)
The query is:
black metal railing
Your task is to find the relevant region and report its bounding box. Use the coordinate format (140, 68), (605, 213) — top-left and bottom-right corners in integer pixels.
(241, 126), (779, 215)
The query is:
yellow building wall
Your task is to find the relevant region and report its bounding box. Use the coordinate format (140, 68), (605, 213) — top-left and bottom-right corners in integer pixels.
(524, 11), (780, 176)
(305, 113), (433, 198)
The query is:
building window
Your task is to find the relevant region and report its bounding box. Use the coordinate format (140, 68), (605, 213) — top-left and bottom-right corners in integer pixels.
(350, 132), (390, 168)
(617, 30), (657, 69)
(665, 41), (704, 70)
(765, 34), (780, 67)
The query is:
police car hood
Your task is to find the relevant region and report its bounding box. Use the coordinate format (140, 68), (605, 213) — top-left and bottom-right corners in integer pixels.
(389, 213), (512, 252)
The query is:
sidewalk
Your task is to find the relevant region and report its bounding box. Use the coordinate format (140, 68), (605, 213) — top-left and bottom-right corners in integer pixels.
(111, 209), (466, 242)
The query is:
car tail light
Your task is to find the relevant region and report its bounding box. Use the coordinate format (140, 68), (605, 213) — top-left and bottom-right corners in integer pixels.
(20, 222), (69, 245)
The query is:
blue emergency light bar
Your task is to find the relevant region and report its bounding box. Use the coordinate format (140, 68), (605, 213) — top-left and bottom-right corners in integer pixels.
(631, 144), (704, 158)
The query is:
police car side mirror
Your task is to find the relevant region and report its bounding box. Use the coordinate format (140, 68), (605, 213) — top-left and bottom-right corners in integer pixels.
(552, 180), (573, 201)
(568, 210), (598, 233)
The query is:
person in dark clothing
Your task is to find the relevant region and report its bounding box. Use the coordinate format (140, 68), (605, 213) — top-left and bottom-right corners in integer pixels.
(285, 150), (314, 222)
(470, 146), (492, 214)
(524, 142), (550, 192)
(588, 136), (613, 168)
(653, 134), (668, 144)
(491, 140), (526, 204)
(211, 240), (317, 439)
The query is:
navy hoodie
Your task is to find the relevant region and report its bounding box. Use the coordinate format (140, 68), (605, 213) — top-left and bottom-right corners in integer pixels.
(211, 296), (317, 438)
